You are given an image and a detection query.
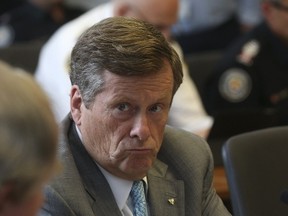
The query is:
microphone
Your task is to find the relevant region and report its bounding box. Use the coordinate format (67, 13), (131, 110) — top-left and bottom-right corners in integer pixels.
(280, 190), (288, 205)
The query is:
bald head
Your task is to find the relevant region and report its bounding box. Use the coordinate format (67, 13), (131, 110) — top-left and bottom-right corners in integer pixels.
(113, 0), (179, 39)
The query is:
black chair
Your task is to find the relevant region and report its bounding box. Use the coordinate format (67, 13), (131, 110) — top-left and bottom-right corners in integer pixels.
(0, 40), (44, 74)
(185, 51), (223, 103)
(222, 126), (288, 216)
(208, 108), (279, 166)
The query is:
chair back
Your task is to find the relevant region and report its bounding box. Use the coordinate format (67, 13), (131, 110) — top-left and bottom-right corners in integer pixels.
(209, 108), (279, 166)
(185, 51), (222, 103)
(0, 40), (44, 74)
(222, 126), (288, 216)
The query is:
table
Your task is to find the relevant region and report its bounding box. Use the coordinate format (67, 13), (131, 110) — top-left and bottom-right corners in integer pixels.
(213, 166), (230, 200)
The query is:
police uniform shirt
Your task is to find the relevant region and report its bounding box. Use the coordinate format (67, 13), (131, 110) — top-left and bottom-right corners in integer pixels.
(204, 22), (288, 124)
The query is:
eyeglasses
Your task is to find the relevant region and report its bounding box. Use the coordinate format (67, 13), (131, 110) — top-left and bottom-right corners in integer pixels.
(272, 1), (288, 12)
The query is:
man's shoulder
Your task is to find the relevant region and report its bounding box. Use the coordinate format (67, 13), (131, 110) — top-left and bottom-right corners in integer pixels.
(42, 117), (94, 215)
(163, 125), (206, 144)
(160, 125), (212, 163)
(155, 126), (213, 185)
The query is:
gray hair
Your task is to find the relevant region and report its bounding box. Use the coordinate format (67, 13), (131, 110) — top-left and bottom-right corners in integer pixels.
(70, 16), (183, 108)
(0, 62), (58, 203)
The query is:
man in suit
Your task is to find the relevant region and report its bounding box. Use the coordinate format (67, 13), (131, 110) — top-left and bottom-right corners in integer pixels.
(40, 17), (231, 216)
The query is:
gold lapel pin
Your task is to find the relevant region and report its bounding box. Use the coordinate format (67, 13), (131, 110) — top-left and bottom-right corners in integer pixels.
(168, 198), (175, 205)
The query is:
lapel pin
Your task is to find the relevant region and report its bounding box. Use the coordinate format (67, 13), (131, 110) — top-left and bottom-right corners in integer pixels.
(168, 198), (175, 205)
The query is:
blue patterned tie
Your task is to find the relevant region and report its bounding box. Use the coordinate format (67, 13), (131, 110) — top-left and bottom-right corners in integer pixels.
(130, 180), (148, 216)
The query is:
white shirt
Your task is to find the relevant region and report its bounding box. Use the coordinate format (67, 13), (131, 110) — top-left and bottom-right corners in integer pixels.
(98, 166), (134, 216)
(35, 2), (213, 136)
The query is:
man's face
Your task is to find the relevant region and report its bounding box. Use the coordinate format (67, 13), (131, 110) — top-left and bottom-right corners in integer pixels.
(265, 0), (288, 43)
(71, 62), (174, 180)
(126, 0), (178, 40)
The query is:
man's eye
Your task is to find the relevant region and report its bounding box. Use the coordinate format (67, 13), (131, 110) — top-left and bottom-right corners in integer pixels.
(117, 103), (130, 111)
(149, 105), (162, 113)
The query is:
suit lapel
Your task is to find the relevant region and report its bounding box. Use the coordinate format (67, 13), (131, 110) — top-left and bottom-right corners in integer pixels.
(68, 121), (122, 216)
(148, 160), (185, 216)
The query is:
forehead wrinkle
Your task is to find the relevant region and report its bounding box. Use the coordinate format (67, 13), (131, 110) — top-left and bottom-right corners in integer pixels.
(101, 72), (173, 103)
(108, 78), (172, 100)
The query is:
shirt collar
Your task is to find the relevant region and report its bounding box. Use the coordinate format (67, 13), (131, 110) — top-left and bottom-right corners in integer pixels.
(98, 166), (133, 210)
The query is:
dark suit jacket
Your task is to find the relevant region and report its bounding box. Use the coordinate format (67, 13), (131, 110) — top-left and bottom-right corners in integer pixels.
(40, 116), (231, 216)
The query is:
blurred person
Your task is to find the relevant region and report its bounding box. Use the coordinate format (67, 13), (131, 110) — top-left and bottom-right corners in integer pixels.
(204, 0), (288, 124)
(0, 0), (85, 47)
(0, 61), (59, 216)
(64, 0), (108, 10)
(35, 0), (213, 139)
(172, 0), (263, 54)
(39, 16), (231, 216)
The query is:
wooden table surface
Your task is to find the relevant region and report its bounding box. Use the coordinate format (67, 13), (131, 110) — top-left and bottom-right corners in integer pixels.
(213, 166), (230, 200)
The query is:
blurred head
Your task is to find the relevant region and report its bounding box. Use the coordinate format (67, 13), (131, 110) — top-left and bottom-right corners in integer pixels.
(0, 62), (59, 216)
(70, 17), (182, 180)
(113, 0), (179, 40)
(261, 0), (288, 44)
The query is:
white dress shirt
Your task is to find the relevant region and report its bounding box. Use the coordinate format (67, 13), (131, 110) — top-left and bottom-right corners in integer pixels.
(98, 166), (134, 216)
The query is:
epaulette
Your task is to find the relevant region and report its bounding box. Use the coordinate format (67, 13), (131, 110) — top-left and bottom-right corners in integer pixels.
(237, 39), (260, 66)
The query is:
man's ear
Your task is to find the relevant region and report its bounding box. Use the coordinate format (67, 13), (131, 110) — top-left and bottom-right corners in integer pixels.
(70, 85), (83, 126)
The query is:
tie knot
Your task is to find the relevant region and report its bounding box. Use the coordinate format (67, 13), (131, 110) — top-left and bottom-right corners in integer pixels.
(130, 181), (148, 216)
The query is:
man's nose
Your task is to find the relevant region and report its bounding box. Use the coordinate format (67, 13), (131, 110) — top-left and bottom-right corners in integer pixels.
(130, 114), (151, 142)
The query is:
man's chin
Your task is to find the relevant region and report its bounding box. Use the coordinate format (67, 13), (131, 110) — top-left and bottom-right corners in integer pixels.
(122, 159), (153, 179)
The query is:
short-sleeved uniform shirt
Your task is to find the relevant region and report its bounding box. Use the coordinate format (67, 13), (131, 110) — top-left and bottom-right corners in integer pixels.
(205, 22), (288, 124)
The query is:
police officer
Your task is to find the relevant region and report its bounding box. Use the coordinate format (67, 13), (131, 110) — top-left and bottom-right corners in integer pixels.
(204, 0), (288, 125)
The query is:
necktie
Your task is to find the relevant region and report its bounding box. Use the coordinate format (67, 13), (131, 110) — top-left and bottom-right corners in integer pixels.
(130, 180), (148, 216)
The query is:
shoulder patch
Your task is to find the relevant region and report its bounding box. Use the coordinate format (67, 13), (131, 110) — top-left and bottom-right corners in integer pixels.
(0, 25), (14, 48)
(237, 40), (259, 66)
(219, 68), (252, 103)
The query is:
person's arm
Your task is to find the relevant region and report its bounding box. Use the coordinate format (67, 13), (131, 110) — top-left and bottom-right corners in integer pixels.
(35, 24), (76, 123)
(168, 42), (213, 138)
